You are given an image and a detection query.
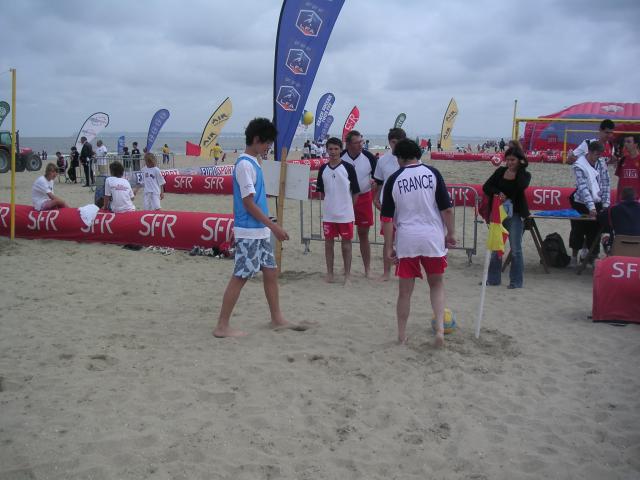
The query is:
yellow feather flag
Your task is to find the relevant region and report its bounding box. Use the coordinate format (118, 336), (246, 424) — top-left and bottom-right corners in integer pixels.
(486, 195), (509, 255)
(439, 98), (458, 151)
(199, 97), (232, 158)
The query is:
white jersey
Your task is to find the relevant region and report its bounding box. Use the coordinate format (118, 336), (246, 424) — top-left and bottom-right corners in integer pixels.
(373, 150), (400, 202)
(141, 166), (166, 195)
(381, 163), (452, 258)
(341, 150), (377, 193)
(315, 161), (360, 223)
(105, 177), (135, 213)
(32, 175), (53, 210)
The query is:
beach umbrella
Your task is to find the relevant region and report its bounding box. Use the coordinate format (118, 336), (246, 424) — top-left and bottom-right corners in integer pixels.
(475, 195), (509, 338)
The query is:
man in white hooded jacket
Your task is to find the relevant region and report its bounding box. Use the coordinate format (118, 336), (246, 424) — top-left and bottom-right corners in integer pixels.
(569, 141), (610, 265)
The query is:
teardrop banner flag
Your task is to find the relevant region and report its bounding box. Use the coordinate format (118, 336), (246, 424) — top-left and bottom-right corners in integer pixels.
(342, 106), (359, 143)
(439, 98), (458, 151)
(75, 112), (109, 150)
(199, 97), (232, 158)
(146, 109), (170, 152)
(394, 112), (406, 129)
(274, 0), (345, 160)
(314, 92), (335, 141)
(319, 114), (334, 141)
(117, 135), (125, 155)
(0, 101), (10, 127)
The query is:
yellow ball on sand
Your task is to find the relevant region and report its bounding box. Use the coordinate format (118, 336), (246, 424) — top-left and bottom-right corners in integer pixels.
(302, 111), (314, 126)
(431, 308), (457, 335)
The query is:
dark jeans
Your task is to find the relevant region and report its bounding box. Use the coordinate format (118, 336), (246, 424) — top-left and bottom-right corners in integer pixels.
(82, 161), (94, 185)
(569, 198), (602, 255)
(488, 214), (525, 287)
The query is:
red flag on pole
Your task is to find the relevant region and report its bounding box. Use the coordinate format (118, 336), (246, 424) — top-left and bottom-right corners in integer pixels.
(185, 141), (201, 156)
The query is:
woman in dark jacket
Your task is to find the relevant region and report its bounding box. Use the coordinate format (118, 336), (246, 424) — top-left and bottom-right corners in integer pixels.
(68, 146), (79, 183)
(482, 147), (531, 288)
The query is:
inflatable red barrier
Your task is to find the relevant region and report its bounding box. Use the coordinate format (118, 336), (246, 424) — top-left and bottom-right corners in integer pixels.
(163, 174), (234, 195)
(0, 204), (234, 251)
(593, 256), (640, 323)
(430, 152), (562, 164)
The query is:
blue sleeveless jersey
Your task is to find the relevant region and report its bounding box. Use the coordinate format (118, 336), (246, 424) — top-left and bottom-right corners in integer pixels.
(232, 155), (269, 230)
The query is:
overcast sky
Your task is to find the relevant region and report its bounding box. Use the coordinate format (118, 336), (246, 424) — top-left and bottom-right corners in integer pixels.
(1, 0), (638, 138)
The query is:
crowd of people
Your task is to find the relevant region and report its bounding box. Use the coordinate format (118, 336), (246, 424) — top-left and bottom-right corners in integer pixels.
(30, 117), (640, 347)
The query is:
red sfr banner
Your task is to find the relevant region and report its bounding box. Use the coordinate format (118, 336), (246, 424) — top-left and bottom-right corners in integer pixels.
(163, 174), (234, 194)
(0, 204), (234, 250)
(430, 152), (562, 164)
(593, 256), (640, 323)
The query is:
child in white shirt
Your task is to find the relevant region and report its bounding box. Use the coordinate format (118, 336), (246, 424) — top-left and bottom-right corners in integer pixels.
(103, 161), (136, 213)
(138, 153), (166, 210)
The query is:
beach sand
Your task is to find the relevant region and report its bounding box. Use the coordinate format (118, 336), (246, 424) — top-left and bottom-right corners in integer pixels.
(0, 153), (638, 479)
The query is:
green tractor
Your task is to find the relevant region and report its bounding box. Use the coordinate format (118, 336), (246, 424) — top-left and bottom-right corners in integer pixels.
(0, 130), (42, 173)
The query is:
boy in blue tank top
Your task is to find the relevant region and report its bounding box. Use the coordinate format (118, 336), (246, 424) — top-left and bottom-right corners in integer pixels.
(214, 118), (292, 338)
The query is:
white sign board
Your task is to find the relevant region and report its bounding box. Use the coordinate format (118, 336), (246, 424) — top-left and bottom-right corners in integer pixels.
(262, 160), (311, 201)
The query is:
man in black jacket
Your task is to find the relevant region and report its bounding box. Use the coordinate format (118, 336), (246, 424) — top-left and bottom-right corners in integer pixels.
(80, 137), (96, 187)
(79, 136), (95, 186)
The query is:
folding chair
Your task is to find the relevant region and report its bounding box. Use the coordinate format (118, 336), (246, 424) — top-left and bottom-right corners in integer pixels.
(610, 235), (640, 258)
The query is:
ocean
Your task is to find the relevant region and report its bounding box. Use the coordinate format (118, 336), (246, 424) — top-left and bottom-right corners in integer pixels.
(20, 132), (497, 156)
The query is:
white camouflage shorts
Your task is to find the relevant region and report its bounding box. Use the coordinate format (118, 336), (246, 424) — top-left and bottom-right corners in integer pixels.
(233, 238), (277, 278)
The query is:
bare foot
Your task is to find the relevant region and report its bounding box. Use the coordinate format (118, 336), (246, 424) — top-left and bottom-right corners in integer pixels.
(397, 335), (409, 345)
(364, 270), (371, 279)
(434, 330), (445, 348)
(377, 273), (390, 282)
(343, 275), (352, 286)
(325, 273), (334, 283)
(213, 326), (248, 338)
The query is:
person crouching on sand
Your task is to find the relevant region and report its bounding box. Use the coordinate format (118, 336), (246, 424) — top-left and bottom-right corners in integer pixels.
(380, 139), (456, 348)
(213, 118), (308, 338)
(32, 163), (69, 210)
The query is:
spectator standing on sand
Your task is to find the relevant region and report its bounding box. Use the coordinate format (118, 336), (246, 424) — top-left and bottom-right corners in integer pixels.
(95, 140), (108, 175)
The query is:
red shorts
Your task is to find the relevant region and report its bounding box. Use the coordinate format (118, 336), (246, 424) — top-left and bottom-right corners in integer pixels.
(396, 256), (448, 279)
(323, 221), (354, 240)
(354, 190), (374, 227)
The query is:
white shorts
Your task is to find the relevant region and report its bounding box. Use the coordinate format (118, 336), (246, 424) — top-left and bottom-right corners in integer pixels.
(143, 193), (161, 210)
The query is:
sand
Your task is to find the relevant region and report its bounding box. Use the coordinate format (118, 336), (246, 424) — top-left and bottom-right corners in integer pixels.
(0, 152), (638, 479)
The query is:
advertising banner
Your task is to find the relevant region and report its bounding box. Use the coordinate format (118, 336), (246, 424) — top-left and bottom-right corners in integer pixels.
(0, 101), (10, 127)
(341, 106), (359, 142)
(146, 109), (170, 152)
(199, 97), (232, 158)
(394, 113), (406, 129)
(274, 0), (345, 160)
(314, 92), (335, 141)
(439, 98), (458, 151)
(319, 114), (334, 141)
(75, 112), (109, 150)
(0, 204), (234, 251)
(117, 135), (125, 155)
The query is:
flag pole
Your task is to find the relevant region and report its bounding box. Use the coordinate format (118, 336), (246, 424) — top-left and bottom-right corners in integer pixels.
(10, 68), (16, 241)
(275, 147), (288, 273)
(475, 249), (491, 338)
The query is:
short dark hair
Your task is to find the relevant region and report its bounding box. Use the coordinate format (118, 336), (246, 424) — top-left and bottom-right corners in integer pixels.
(109, 161), (124, 177)
(588, 141), (605, 153)
(394, 139), (422, 161)
(388, 128), (407, 142)
(624, 133), (640, 145)
(345, 130), (361, 144)
(245, 117), (277, 146)
(80, 136), (87, 142)
(621, 187), (636, 202)
(600, 119), (615, 130)
(132, 141), (138, 146)
(55, 151), (61, 156)
(504, 146), (528, 169)
(326, 137), (343, 149)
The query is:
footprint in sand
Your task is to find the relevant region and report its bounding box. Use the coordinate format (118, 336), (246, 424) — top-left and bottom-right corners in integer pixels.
(85, 354), (118, 371)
